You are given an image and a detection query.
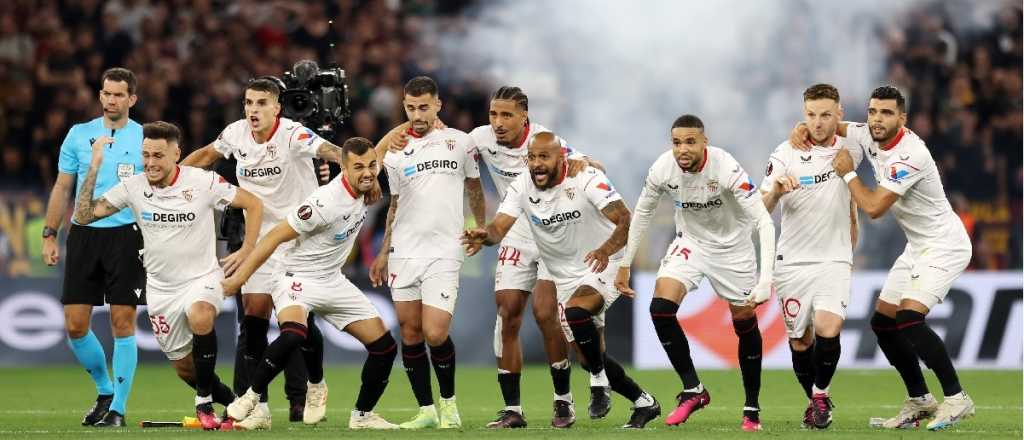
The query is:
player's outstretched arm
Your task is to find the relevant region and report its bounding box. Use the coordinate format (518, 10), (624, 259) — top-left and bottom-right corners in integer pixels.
(219, 188), (263, 276)
(180, 143), (221, 169)
(587, 200), (631, 275)
(369, 195), (399, 287)
(73, 136), (120, 225)
(462, 212), (516, 257)
(374, 122), (412, 159)
(832, 149), (898, 218)
(222, 221), (297, 295)
(736, 185), (776, 306)
(465, 177), (486, 227)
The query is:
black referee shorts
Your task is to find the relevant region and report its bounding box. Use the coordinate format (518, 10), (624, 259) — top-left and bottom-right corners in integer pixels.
(61, 223), (147, 306)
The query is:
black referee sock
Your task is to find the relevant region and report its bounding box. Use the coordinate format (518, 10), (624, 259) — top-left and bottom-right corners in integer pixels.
(356, 333), (398, 412)
(604, 354), (643, 401)
(565, 307), (604, 375)
(300, 313), (325, 384)
(790, 343), (816, 399)
(733, 316), (762, 409)
(872, 312), (930, 397)
(650, 298), (701, 389)
(498, 372), (522, 407)
(192, 330), (219, 398)
(896, 310), (963, 396)
(242, 316), (271, 402)
(429, 337), (456, 399)
(251, 322), (307, 396)
(550, 360), (572, 396)
(402, 341), (434, 406)
(813, 335), (841, 391)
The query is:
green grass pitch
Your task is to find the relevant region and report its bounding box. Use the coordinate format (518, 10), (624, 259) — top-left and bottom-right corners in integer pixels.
(0, 365), (1019, 439)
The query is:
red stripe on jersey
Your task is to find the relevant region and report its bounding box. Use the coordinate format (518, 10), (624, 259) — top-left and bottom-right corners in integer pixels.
(341, 176), (358, 198)
(553, 158), (569, 186)
(694, 147), (709, 173)
(168, 166), (181, 186)
(881, 127), (904, 151)
(252, 117), (281, 143)
(512, 123), (531, 149)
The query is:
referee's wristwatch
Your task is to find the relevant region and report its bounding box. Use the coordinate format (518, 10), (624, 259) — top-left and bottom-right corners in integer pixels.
(42, 226), (58, 239)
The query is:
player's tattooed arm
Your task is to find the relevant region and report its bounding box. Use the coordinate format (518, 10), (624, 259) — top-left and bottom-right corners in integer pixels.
(73, 145), (120, 225)
(180, 142), (221, 169)
(465, 178), (486, 227)
(370, 195), (398, 287)
(586, 200), (631, 273)
(316, 141), (344, 165)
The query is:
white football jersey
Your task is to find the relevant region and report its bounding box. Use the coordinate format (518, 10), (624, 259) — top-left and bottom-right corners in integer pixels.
(845, 124), (970, 251)
(470, 122), (584, 242)
(632, 147), (765, 252)
(383, 127), (480, 260)
(284, 175), (367, 277)
(213, 117), (323, 241)
(104, 166), (237, 290)
(760, 136), (863, 264)
(497, 165), (623, 284)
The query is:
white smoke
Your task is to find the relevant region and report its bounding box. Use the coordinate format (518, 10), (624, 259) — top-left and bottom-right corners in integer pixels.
(437, 0), (937, 199)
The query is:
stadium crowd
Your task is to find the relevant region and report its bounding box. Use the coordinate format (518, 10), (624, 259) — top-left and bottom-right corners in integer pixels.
(0, 0), (1020, 275)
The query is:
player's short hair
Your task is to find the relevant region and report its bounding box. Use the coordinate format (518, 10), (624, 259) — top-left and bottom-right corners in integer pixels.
(101, 67), (137, 95)
(404, 76), (438, 97)
(143, 121), (181, 145)
(245, 78), (281, 98)
(870, 86), (906, 112)
(492, 86), (529, 111)
(803, 83), (840, 103)
(341, 137), (374, 163)
(672, 114), (704, 132)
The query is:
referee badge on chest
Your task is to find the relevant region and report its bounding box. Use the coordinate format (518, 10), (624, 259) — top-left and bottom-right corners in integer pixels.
(705, 179), (719, 193)
(117, 163), (134, 181)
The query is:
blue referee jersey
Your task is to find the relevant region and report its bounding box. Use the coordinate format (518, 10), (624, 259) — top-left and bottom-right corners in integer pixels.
(57, 117), (144, 228)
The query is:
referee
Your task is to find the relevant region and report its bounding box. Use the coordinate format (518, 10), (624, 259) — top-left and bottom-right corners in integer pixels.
(41, 67), (145, 428)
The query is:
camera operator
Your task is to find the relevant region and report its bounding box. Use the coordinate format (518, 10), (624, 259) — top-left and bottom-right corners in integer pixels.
(181, 61), (373, 429)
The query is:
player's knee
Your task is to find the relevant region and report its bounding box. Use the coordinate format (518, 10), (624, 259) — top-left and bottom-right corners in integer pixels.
(423, 326), (449, 346)
(187, 303), (217, 334)
(531, 300), (558, 326)
(895, 309), (926, 332)
(497, 308), (524, 336)
(870, 311), (899, 335)
(563, 306), (592, 327)
(789, 338), (812, 352)
(65, 319), (90, 339)
(814, 324), (841, 339)
(243, 295), (273, 318)
(399, 322), (423, 344)
(649, 297), (680, 326)
(366, 332), (398, 362)
(732, 315), (758, 336)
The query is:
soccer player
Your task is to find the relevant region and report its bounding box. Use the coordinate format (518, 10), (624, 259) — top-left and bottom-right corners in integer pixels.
(760, 84), (860, 429)
(463, 132), (661, 429)
(222, 137), (400, 430)
(379, 85), (601, 429)
(792, 86), (974, 430)
(42, 67), (145, 427)
(615, 115), (776, 432)
(369, 76), (486, 429)
(72, 121), (263, 430)
(181, 78), (358, 429)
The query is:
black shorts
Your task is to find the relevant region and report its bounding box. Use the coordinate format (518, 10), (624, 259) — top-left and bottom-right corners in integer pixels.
(61, 223), (147, 306)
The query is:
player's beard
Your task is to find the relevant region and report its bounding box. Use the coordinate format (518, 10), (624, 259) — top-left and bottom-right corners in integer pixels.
(870, 124), (898, 143)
